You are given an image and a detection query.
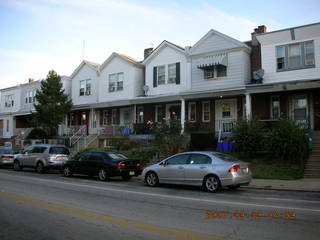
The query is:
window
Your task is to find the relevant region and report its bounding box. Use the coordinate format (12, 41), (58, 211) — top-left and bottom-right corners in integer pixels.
(202, 101), (210, 122)
(155, 105), (164, 122)
(49, 147), (69, 155)
(188, 102), (196, 122)
(276, 41), (315, 71)
(6, 120), (9, 132)
(25, 90), (36, 104)
(157, 65), (165, 85)
(79, 79), (91, 96)
(112, 109), (118, 125)
(222, 104), (231, 118)
(168, 64), (176, 83)
(4, 95), (14, 108)
(189, 154), (211, 164)
(109, 73), (124, 92)
(166, 154), (190, 165)
(270, 96), (280, 119)
(203, 65), (227, 79)
(137, 106), (144, 123)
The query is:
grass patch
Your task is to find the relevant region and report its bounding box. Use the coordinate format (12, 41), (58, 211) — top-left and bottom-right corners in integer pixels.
(248, 158), (303, 180)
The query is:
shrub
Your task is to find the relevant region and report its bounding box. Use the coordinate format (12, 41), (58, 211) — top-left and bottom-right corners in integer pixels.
(128, 148), (158, 166)
(232, 119), (265, 157)
(267, 120), (307, 163)
(26, 128), (48, 139)
(184, 121), (201, 133)
(190, 132), (215, 150)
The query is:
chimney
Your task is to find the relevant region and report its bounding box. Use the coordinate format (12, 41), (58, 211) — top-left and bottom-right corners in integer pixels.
(254, 25), (267, 34)
(28, 78), (34, 83)
(144, 48), (153, 60)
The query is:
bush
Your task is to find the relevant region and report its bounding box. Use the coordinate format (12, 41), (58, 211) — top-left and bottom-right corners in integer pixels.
(190, 132), (215, 150)
(232, 119), (265, 157)
(128, 148), (158, 166)
(26, 128), (48, 139)
(184, 121), (201, 133)
(267, 120), (307, 163)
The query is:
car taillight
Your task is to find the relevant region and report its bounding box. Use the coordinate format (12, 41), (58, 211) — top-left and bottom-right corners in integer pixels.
(136, 163), (141, 168)
(6, 156), (14, 158)
(228, 165), (241, 172)
(117, 162), (126, 169)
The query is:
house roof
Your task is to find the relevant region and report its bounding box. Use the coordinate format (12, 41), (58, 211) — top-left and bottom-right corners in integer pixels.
(99, 52), (143, 72)
(142, 40), (186, 65)
(254, 22), (320, 36)
(190, 29), (251, 54)
(70, 60), (100, 79)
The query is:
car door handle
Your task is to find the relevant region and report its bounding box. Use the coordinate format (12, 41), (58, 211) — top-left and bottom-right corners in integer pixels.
(199, 166), (206, 169)
(178, 166), (184, 169)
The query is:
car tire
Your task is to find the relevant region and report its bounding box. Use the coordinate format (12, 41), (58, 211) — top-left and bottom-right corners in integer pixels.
(98, 168), (108, 181)
(145, 172), (159, 187)
(203, 175), (221, 193)
(36, 162), (45, 174)
(64, 166), (73, 177)
(228, 184), (240, 190)
(13, 160), (22, 171)
(122, 175), (132, 181)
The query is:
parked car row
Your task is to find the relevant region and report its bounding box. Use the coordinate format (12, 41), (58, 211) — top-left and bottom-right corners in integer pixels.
(1, 144), (252, 193)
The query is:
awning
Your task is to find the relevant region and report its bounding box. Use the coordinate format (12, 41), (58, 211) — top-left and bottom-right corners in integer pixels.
(197, 53), (228, 69)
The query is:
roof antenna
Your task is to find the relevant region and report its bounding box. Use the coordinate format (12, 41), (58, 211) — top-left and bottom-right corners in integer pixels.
(82, 40), (85, 60)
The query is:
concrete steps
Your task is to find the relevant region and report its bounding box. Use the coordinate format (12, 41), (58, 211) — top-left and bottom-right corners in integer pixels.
(304, 131), (320, 178)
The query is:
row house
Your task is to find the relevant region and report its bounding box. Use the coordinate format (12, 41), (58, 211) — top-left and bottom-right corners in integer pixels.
(0, 77), (71, 140)
(248, 23), (320, 130)
(2, 22), (319, 142)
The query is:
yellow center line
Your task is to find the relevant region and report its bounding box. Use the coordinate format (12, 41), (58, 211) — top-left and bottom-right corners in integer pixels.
(0, 191), (230, 240)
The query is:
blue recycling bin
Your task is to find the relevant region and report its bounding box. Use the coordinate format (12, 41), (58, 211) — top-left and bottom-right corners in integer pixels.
(217, 141), (223, 152)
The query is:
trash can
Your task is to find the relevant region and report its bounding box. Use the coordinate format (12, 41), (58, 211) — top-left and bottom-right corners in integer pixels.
(306, 133), (313, 151)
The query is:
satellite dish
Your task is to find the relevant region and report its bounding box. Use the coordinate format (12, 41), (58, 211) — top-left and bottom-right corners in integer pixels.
(253, 69), (264, 81)
(143, 85), (149, 96)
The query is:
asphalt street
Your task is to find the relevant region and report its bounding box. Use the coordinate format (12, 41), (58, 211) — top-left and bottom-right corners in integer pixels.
(0, 168), (319, 240)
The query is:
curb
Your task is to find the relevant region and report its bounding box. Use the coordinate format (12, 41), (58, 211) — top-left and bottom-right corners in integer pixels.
(242, 185), (320, 193)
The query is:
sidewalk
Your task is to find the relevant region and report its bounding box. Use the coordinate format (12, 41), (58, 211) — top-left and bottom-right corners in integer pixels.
(243, 178), (320, 192)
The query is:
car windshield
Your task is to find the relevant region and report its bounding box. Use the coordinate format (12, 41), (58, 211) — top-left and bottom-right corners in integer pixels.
(107, 153), (128, 161)
(211, 152), (240, 162)
(49, 147), (70, 155)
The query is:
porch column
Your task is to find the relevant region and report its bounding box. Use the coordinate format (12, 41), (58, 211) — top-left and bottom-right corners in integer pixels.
(133, 104), (137, 124)
(245, 93), (252, 120)
(180, 98), (185, 134)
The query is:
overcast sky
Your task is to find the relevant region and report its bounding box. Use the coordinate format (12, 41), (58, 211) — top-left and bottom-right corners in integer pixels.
(0, 0), (319, 88)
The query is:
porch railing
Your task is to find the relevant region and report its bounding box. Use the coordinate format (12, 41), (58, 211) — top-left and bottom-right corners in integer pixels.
(215, 119), (236, 133)
(69, 125), (87, 147)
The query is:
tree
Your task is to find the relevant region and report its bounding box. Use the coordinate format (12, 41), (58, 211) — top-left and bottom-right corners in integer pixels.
(31, 70), (73, 137)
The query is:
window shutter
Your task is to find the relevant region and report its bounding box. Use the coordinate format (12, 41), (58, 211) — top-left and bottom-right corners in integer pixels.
(176, 62), (180, 84)
(153, 66), (157, 87)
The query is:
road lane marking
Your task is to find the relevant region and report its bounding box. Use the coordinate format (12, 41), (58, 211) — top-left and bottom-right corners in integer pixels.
(0, 191), (228, 240)
(1, 172), (320, 213)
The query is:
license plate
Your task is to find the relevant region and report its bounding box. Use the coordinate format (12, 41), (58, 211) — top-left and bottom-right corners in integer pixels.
(129, 171), (135, 176)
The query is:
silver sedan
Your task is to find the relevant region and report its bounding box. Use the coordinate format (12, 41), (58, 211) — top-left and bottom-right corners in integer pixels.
(141, 151), (251, 192)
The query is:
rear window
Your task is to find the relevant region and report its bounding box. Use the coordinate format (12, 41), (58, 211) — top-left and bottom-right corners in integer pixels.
(49, 147), (70, 155)
(107, 153), (128, 161)
(211, 152), (240, 162)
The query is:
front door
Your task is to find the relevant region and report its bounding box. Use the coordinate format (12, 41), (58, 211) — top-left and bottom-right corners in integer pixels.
(290, 95), (309, 128)
(215, 99), (237, 132)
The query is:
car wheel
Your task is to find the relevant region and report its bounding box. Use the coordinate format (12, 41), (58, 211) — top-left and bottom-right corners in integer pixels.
(13, 161), (22, 171)
(145, 172), (159, 187)
(228, 184), (240, 190)
(98, 168), (108, 181)
(64, 166), (73, 177)
(36, 162), (45, 174)
(203, 175), (221, 193)
(122, 175), (132, 181)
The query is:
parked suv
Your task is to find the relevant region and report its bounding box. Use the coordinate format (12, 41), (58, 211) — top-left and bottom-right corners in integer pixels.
(13, 144), (70, 173)
(63, 151), (142, 181)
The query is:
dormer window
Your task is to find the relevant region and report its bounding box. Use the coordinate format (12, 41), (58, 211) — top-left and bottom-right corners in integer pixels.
(153, 63), (180, 87)
(276, 41), (315, 71)
(80, 79), (91, 96)
(109, 72), (124, 92)
(157, 66), (166, 85)
(197, 54), (228, 80)
(168, 64), (176, 83)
